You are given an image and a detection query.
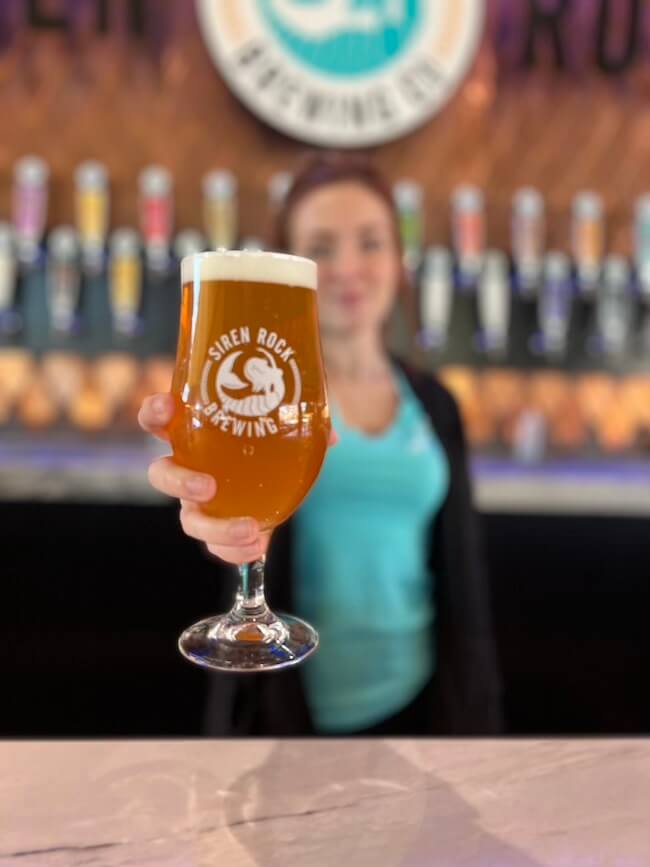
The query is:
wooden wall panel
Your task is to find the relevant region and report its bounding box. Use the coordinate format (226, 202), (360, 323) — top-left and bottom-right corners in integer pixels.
(0, 1), (649, 253)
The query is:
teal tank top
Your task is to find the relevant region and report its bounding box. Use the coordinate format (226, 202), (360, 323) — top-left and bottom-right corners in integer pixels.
(294, 369), (450, 733)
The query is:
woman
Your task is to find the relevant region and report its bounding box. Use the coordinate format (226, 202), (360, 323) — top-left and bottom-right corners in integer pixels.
(140, 154), (503, 736)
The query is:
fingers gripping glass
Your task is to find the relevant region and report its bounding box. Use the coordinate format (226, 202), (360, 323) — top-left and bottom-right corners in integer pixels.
(168, 251), (330, 672)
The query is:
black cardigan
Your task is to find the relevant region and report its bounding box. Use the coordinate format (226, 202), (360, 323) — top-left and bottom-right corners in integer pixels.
(203, 359), (504, 736)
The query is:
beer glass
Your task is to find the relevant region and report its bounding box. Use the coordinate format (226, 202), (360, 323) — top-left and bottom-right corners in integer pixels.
(169, 251), (330, 672)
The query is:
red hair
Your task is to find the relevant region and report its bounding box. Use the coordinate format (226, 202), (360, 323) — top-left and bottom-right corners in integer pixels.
(272, 153), (417, 341)
(273, 152), (404, 258)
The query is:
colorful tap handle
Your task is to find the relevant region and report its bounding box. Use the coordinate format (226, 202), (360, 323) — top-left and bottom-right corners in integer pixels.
(512, 187), (545, 295)
(268, 171), (293, 213)
(109, 228), (142, 337)
(571, 191), (604, 296)
(597, 254), (631, 357)
(538, 251), (572, 357)
(203, 170), (237, 250)
(139, 166), (173, 270)
(0, 222), (20, 334)
(601, 253), (630, 291)
(12, 156), (49, 266)
(477, 249), (510, 354)
(634, 194), (650, 303)
(75, 160), (109, 273)
(452, 185), (485, 288)
(173, 229), (207, 261)
(47, 226), (81, 335)
(419, 246), (453, 350)
(241, 237), (265, 251)
(0, 223), (17, 313)
(394, 180), (424, 273)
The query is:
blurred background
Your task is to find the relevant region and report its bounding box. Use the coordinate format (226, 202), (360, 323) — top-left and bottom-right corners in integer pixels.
(0, 0), (648, 736)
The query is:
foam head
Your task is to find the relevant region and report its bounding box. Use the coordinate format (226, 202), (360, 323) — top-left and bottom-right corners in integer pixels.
(181, 250), (317, 290)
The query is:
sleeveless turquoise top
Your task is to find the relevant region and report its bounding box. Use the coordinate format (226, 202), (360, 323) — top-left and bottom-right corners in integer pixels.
(294, 369), (450, 732)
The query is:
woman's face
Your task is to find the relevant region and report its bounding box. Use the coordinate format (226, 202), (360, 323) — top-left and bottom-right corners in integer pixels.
(288, 181), (402, 339)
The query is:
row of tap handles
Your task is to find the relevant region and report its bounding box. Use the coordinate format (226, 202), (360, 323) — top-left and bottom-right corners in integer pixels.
(1, 156), (649, 359)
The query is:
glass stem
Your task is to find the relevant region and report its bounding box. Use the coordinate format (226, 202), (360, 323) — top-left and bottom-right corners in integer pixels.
(236, 557), (268, 617)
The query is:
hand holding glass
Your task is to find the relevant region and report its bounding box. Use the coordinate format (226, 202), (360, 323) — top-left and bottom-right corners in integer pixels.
(168, 251), (330, 672)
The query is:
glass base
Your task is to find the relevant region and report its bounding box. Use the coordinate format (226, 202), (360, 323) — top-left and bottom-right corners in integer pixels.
(178, 612), (319, 673)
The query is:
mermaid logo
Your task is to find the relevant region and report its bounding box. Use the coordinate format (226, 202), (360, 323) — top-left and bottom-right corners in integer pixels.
(259, 0), (421, 77)
(200, 325), (302, 438)
(196, 0), (485, 147)
(217, 350), (286, 418)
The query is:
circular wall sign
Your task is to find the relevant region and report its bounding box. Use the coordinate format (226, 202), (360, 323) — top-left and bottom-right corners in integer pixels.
(196, 0), (485, 147)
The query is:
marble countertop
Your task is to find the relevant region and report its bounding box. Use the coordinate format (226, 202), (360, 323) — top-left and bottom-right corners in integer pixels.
(1, 739), (648, 866)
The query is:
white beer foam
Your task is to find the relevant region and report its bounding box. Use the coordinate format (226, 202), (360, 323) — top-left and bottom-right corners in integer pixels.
(181, 250), (316, 290)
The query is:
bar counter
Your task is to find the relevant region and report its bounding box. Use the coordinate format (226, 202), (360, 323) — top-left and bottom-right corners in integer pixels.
(2, 434), (650, 515)
(2, 739), (648, 865)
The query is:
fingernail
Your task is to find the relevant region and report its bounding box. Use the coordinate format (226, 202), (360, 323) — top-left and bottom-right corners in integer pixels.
(185, 476), (210, 496)
(152, 395), (169, 416)
(230, 518), (256, 541)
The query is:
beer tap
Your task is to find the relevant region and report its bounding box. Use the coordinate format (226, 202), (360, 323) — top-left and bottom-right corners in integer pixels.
(476, 250), (510, 355)
(13, 156), (49, 268)
(393, 180), (423, 276)
(241, 237), (265, 252)
(174, 229), (207, 261)
(452, 185), (485, 290)
(75, 160), (109, 275)
(571, 191), (604, 297)
(635, 196), (650, 354)
(419, 246), (453, 351)
(139, 165), (173, 272)
(268, 171), (293, 213)
(109, 228), (142, 337)
(203, 170), (238, 251)
(512, 187), (544, 297)
(535, 251), (572, 358)
(0, 223), (20, 335)
(634, 194), (650, 304)
(46, 227), (82, 336)
(595, 254), (632, 358)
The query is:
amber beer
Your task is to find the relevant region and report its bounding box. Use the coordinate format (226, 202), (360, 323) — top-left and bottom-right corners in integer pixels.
(169, 251), (330, 529)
